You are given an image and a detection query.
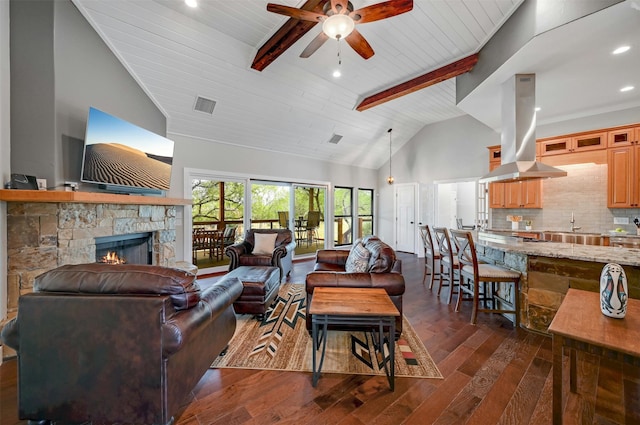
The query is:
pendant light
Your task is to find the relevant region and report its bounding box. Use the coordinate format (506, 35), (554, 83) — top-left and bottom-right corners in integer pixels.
(387, 128), (394, 185)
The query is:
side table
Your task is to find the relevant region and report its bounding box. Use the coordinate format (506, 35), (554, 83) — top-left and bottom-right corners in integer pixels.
(548, 288), (640, 424)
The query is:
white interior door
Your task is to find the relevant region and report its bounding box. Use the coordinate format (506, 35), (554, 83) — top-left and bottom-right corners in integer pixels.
(395, 183), (417, 253)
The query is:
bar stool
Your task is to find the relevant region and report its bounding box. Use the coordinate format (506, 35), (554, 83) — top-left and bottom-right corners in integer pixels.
(449, 229), (521, 327)
(418, 225), (441, 289)
(432, 227), (460, 304)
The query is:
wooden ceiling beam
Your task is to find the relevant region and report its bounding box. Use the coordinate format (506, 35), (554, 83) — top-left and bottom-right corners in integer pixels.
(251, 0), (328, 72)
(355, 53), (479, 111)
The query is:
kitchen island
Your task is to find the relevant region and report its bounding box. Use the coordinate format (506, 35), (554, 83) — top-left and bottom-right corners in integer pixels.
(474, 231), (640, 334)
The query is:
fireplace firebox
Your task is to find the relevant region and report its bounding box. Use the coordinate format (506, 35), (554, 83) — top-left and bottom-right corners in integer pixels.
(95, 232), (153, 265)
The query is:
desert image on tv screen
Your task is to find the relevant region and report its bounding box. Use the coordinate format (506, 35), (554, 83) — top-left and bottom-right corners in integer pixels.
(81, 108), (173, 190)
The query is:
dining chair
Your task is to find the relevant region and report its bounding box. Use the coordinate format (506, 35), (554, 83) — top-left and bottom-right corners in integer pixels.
(456, 218), (476, 230)
(418, 225), (441, 289)
(305, 211), (321, 247)
(432, 227), (460, 304)
(222, 226), (236, 249)
(278, 211), (289, 229)
(449, 229), (521, 327)
(192, 228), (211, 264)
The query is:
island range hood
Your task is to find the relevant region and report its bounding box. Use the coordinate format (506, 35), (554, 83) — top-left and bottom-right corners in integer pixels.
(479, 74), (567, 183)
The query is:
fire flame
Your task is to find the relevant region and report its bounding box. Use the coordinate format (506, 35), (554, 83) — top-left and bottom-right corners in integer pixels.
(101, 251), (126, 265)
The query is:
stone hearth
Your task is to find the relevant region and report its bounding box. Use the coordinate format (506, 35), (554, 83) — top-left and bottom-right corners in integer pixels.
(6, 202), (177, 315)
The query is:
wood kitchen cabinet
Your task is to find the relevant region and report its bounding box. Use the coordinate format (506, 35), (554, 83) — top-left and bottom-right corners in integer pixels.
(539, 132), (606, 156)
(505, 180), (542, 208)
(608, 145), (640, 208)
(608, 126), (640, 147)
(486, 146), (542, 209)
(488, 147), (505, 208)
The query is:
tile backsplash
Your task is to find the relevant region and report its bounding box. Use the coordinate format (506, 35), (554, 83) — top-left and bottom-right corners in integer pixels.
(491, 163), (640, 233)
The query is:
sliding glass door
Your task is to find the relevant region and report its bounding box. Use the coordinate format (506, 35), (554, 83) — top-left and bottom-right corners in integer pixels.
(187, 169), (331, 272)
(191, 178), (244, 269)
(293, 185), (326, 256)
(250, 181), (291, 229)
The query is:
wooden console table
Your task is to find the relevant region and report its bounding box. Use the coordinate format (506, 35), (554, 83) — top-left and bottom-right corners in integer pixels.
(548, 288), (640, 424)
(309, 287), (400, 390)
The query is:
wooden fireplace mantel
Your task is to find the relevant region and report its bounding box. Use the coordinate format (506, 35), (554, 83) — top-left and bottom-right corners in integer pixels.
(0, 189), (191, 206)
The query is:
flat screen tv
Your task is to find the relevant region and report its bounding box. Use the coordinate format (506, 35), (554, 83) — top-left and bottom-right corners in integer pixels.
(80, 107), (174, 195)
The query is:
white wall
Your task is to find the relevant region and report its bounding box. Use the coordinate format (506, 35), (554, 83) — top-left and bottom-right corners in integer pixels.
(376, 114), (500, 241)
(377, 105), (640, 242)
(1, 0), (10, 359)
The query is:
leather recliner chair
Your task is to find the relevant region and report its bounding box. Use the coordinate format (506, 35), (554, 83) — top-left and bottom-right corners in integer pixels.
(225, 228), (296, 281)
(0, 263), (243, 425)
(305, 235), (405, 338)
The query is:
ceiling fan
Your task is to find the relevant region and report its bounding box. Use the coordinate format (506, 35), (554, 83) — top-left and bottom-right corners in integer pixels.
(266, 0), (413, 59)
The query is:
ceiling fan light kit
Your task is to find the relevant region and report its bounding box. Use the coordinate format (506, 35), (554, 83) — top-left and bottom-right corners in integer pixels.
(322, 14), (355, 40)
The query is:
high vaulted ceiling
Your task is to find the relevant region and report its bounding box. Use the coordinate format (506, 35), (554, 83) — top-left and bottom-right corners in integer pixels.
(71, 0), (640, 170)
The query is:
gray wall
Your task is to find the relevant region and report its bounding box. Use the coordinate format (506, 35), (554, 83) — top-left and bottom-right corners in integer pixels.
(10, 0), (166, 189)
(457, 0), (623, 103)
(1, 0), (10, 338)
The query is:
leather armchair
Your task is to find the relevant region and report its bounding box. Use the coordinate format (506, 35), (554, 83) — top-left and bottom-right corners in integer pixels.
(225, 228), (296, 281)
(305, 236), (405, 338)
(0, 263), (243, 425)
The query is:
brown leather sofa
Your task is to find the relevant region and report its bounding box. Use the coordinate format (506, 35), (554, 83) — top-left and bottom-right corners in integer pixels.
(0, 263), (243, 425)
(225, 228), (296, 281)
(305, 236), (405, 338)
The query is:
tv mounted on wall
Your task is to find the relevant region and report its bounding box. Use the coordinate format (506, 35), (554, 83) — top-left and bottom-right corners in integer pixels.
(80, 107), (174, 195)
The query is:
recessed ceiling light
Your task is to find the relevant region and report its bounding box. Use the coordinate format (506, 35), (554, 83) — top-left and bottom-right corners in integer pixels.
(613, 45), (630, 54)
(535, 107), (541, 112)
(332, 69), (341, 78)
(185, 0), (197, 8)
(620, 86), (635, 92)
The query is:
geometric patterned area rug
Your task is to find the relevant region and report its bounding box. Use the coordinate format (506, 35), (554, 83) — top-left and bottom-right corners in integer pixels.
(211, 283), (443, 379)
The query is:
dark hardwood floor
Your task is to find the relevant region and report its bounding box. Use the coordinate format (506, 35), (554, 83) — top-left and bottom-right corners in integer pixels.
(2, 252), (638, 424)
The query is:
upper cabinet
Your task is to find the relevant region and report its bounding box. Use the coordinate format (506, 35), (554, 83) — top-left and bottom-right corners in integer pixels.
(486, 145), (542, 209)
(608, 126), (640, 147)
(539, 132), (607, 156)
(489, 145), (502, 164)
(608, 145), (640, 208)
(487, 147), (505, 208)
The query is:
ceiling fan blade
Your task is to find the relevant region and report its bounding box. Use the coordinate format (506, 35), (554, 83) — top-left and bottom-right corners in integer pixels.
(266, 3), (325, 22)
(350, 0), (413, 24)
(330, 0), (350, 15)
(345, 29), (374, 59)
(300, 31), (329, 58)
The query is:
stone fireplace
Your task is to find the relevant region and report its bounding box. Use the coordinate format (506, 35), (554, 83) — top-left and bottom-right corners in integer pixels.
(5, 198), (182, 316)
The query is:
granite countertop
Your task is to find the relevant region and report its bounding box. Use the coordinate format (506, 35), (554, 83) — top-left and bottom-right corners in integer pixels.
(476, 238), (640, 267)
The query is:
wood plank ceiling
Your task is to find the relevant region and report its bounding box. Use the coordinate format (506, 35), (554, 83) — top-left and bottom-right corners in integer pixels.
(72, 0), (523, 169)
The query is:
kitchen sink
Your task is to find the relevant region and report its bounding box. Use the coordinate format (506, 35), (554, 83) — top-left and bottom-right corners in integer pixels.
(540, 232), (606, 245)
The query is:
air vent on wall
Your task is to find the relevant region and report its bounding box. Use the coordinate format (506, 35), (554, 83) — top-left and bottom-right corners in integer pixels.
(328, 134), (343, 144)
(193, 96), (216, 115)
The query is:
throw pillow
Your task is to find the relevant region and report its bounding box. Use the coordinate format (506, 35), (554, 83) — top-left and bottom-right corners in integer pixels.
(345, 240), (371, 273)
(253, 233), (278, 255)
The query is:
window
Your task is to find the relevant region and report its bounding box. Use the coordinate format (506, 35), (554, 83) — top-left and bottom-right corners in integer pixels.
(334, 187), (353, 245)
(358, 189), (374, 239)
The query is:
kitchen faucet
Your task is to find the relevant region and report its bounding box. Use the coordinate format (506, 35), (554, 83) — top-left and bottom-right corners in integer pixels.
(570, 212), (581, 232)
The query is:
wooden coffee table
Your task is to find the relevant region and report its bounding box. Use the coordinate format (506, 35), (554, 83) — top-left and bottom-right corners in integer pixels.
(308, 287), (400, 390)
